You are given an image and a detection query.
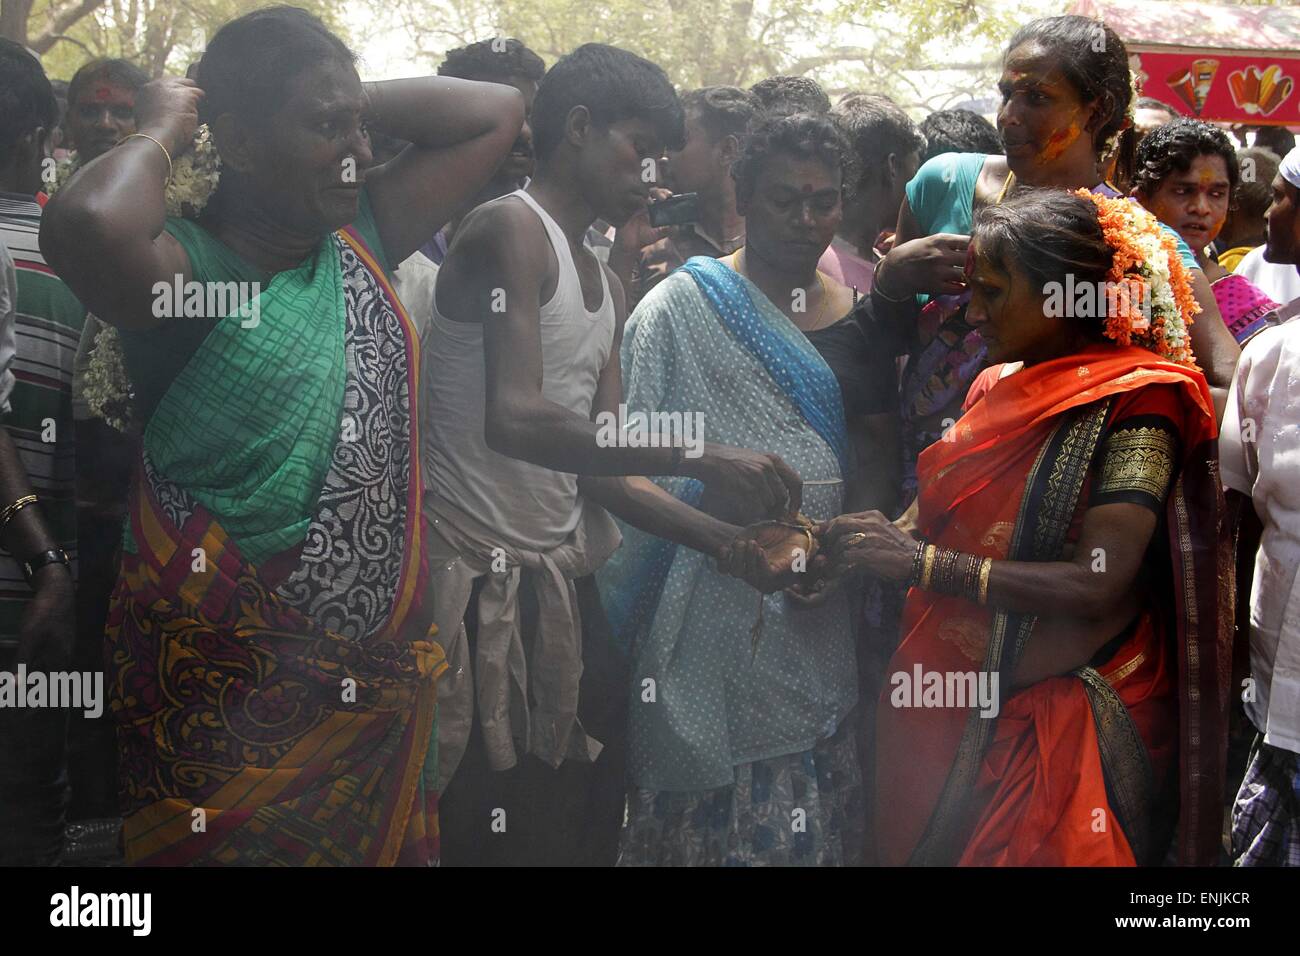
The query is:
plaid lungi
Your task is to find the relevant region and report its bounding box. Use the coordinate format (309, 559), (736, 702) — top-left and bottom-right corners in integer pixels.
(1231, 734), (1300, 866)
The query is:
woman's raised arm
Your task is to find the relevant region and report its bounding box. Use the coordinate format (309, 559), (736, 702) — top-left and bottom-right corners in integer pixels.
(39, 76), (200, 331)
(363, 76), (525, 264)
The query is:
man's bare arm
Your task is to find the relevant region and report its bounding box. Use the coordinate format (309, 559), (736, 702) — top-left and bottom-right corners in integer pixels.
(580, 262), (740, 555)
(436, 201), (802, 515)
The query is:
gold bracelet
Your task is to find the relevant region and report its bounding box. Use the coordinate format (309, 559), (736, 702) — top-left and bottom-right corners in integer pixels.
(0, 493), (38, 536)
(977, 556), (993, 606)
(119, 132), (173, 184)
(920, 543), (937, 591)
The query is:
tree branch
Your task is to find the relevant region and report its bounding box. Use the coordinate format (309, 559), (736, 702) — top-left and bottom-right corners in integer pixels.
(30, 0), (107, 54)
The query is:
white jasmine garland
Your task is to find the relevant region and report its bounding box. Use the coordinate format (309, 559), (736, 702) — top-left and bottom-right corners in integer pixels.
(81, 321), (135, 434)
(45, 125), (221, 219)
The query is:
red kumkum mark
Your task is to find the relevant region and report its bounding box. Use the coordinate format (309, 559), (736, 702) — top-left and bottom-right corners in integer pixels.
(1036, 122), (1080, 164)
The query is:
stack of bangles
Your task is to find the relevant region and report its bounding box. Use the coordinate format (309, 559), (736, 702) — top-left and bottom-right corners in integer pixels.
(0, 493), (37, 539)
(908, 539), (993, 606)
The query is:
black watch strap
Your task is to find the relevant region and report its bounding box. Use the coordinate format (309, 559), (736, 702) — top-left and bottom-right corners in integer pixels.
(23, 548), (69, 586)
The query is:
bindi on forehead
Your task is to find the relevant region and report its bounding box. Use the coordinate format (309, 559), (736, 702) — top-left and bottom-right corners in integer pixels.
(82, 82), (134, 106)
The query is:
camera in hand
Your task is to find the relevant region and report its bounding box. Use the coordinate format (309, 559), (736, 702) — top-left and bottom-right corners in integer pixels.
(647, 192), (700, 228)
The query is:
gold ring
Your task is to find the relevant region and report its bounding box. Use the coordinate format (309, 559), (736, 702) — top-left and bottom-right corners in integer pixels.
(845, 532), (868, 546)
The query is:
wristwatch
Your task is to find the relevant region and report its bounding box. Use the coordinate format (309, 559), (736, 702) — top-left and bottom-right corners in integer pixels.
(23, 548), (70, 586)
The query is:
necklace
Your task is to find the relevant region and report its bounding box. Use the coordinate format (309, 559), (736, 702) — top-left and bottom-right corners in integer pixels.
(734, 248), (832, 331)
(995, 170), (1016, 205)
(995, 169), (1115, 206)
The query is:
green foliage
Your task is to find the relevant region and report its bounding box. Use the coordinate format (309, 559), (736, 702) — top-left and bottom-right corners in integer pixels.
(386, 0), (1044, 110)
(12, 0), (1080, 110)
(30, 0), (347, 80)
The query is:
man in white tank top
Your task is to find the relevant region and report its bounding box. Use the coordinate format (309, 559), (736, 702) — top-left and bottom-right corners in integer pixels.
(425, 44), (806, 866)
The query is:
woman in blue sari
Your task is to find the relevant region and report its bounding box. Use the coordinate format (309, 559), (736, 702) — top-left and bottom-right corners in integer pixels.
(598, 113), (867, 865)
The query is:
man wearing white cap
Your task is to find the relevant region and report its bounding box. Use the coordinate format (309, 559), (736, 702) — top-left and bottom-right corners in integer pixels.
(1221, 145), (1300, 865)
(1236, 147), (1300, 321)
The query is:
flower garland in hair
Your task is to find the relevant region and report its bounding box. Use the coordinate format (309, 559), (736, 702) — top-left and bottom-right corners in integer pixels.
(1076, 189), (1200, 366)
(47, 127), (221, 432)
(45, 124), (221, 218)
(1100, 70), (1141, 160)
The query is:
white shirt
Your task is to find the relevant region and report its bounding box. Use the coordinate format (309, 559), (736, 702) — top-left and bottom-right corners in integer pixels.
(1221, 322), (1300, 753)
(421, 190), (615, 551)
(1236, 245), (1300, 320)
(390, 249), (439, 341)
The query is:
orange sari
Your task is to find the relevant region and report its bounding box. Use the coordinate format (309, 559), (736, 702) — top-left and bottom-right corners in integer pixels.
(875, 343), (1233, 866)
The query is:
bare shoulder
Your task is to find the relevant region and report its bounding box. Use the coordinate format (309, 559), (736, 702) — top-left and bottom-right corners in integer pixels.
(974, 154), (1010, 207)
(451, 196), (547, 259)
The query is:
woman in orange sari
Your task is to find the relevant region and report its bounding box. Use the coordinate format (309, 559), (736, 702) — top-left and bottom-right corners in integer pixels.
(820, 189), (1233, 866)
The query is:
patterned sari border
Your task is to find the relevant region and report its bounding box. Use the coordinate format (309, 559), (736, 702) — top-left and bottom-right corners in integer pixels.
(337, 225), (428, 643)
(910, 399), (1111, 866)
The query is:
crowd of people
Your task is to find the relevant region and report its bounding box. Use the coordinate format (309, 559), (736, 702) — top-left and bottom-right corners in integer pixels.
(1, 5), (1298, 867)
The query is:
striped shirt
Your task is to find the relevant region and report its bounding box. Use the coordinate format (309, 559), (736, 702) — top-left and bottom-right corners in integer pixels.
(0, 193), (85, 645)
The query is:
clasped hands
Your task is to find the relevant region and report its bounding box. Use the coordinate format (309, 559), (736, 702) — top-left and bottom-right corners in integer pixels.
(715, 509), (919, 607)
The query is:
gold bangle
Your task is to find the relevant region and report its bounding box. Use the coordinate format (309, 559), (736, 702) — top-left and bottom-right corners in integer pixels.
(120, 132), (173, 184)
(920, 543), (937, 591)
(872, 258), (912, 303)
(977, 556), (993, 606)
(0, 493), (38, 535)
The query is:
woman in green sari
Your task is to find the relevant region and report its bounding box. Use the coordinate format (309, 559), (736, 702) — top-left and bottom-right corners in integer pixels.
(40, 6), (524, 865)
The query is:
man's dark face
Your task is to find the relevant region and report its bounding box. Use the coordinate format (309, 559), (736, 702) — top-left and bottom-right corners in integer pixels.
(498, 76), (538, 185)
(1263, 174), (1300, 265)
(67, 78), (137, 160)
(579, 115), (665, 227)
(664, 112), (722, 197)
(1141, 153), (1232, 252)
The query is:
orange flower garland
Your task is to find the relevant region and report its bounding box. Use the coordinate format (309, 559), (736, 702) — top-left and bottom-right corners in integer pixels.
(1075, 189), (1201, 366)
